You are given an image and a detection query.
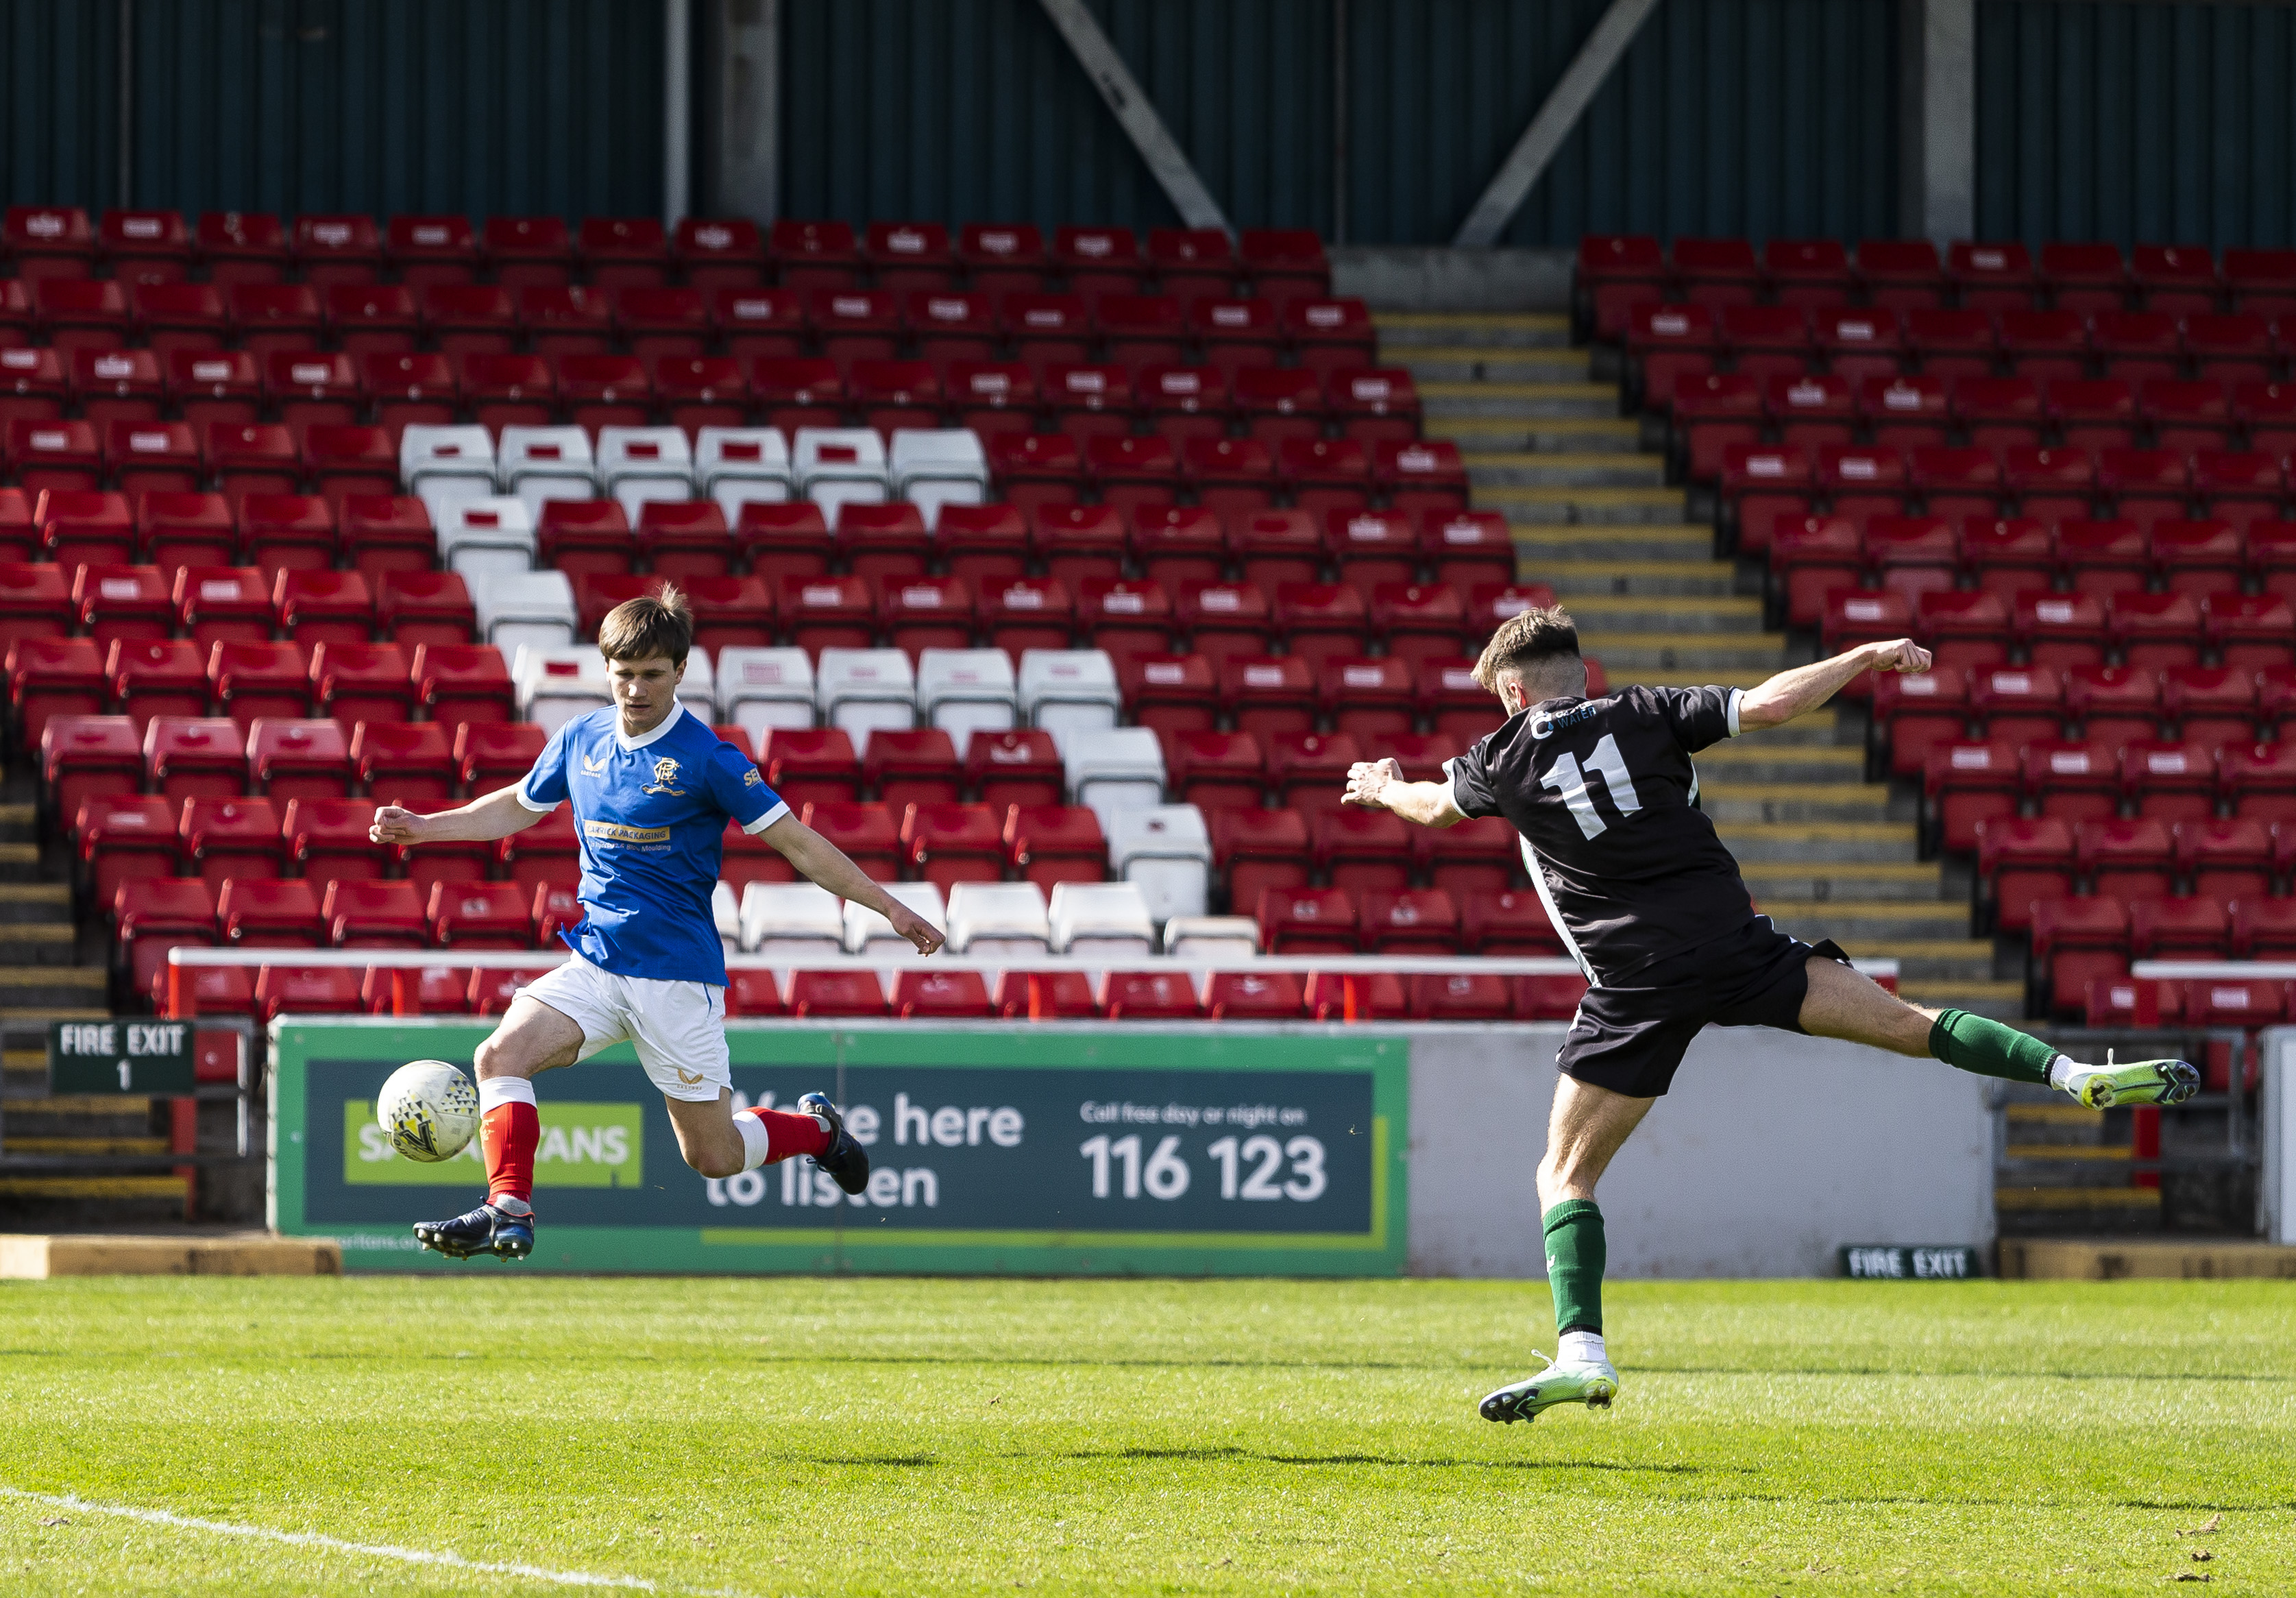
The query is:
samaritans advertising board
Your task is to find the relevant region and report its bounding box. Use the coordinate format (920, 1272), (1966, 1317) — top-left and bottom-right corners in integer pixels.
(271, 1019), (1408, 1275)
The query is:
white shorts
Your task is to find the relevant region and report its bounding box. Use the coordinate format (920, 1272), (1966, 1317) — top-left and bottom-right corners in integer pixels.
(520, 951), (731, 1103)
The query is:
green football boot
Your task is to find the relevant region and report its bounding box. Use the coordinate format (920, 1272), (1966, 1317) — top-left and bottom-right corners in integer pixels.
(2059, 1055), (2200, 1111)
(1478, 1351), (1619, 1425)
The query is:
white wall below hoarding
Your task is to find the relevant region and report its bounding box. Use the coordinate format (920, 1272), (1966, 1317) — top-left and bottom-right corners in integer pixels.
(1404, 1024), (1995, 1278)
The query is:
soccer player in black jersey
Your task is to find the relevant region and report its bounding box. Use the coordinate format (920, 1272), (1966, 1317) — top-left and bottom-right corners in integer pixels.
(1343, 606), (2197, 1425)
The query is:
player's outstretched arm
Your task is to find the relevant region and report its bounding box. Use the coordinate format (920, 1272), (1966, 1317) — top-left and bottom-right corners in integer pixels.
(1737, 638), (1933, 733)
(369, 785), (548, 849)
(761, 815), (947, 954)
(1343, 758), (1465, 829)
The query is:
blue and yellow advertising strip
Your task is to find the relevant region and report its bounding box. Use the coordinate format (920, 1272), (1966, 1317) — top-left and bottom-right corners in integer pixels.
(271, 1020), (1410, 1276)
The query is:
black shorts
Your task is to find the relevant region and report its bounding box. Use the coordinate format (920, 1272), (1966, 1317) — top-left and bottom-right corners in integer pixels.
(1554, 919), (1851, 1100)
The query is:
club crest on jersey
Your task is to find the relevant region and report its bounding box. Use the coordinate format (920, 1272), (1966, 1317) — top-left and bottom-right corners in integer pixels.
(642, 756), (685, 796)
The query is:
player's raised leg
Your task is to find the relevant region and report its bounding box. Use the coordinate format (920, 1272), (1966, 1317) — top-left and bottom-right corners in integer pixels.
(1481, 1074), (1651, 1424)
(1796, 955), (2197, 1109)
(664, 1089), (871, 1193)
(413, 993), (583, 1260)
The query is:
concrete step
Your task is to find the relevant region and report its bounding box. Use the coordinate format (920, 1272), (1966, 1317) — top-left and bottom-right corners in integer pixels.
(2003, 1103), (2109, 1146)
(1375, 312), (1572, 350)
(1699, 782), (1909, 824)
(0, 843), (43, 882)
(1422, 381), (1620, 420)
(1903, 982), (2026, 1019)
(0, 967), (110, 1008)
(1436, 417), (1648, 455)
(0, 804), (37, 845)
(1837, 938), (2001, 980)
(1739, 862), (1955, 901)
(1563, 594), (1766, 634)
(1573, 631), (1786, 673)
(4, 1136), (170, 1156)
(1714, 821), (1920, 864)
(0, 884), (70, 924)
(1465, 451), (1666, 489)
(1761, 899), (1976, 944)
(1533, 559), (1737, 598)
(1513, 524), (1714, 561)
(1487, 487), (1687, 525)
(1995, 1185), (2160, 1214)
(1395, 349), (1590, 385)
(1694, 743), (1871, 781)
(0, 923), (82, 965)
(0, 1175), (186, 1202)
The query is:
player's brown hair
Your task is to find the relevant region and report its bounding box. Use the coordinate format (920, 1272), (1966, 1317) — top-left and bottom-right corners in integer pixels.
(596, 583), (694, 666)
(1472, 604), (1581, 692)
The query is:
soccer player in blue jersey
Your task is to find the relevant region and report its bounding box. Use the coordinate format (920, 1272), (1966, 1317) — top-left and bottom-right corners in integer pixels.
(369, 588), (945, 1260)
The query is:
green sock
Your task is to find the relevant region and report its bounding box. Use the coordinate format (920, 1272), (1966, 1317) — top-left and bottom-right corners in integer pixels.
(1542, 1199), (1605, 1337)
(1927, 1008), (2056, 1085)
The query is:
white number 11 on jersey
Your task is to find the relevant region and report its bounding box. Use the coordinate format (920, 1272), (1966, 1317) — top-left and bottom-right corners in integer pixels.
(1539, 734), (1641, 840)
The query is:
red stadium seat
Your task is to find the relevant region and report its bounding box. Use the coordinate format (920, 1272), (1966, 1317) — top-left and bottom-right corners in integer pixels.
(1212, 808), (1310, 913)
(1002, 804), (1105, 891)
(1165, 730), (1265, 812)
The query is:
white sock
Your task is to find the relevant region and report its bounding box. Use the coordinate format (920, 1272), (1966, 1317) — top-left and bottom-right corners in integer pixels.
(1556, 1329), (1607, 1368)
(477, 1076), (537, 1112)
(2046, 1056), (2080, 1091)
(732, 1109), (772, 1172)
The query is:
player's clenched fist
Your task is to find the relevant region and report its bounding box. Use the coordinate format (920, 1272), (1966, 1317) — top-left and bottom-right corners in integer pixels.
(886, 901), (947, 956)
(1343, 757), (1404, 810)
(369, 805), (427, 847)
(1862, 638), (1933, 675)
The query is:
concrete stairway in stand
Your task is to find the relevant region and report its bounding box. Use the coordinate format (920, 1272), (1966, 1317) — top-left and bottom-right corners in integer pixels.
(1378, 311), (2020, 1018)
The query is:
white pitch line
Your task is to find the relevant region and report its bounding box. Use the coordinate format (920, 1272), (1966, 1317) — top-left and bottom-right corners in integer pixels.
(1, 1486), (748, 1595)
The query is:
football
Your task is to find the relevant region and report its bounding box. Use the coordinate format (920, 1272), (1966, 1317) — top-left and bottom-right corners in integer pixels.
(376, 1060), (481, 1163)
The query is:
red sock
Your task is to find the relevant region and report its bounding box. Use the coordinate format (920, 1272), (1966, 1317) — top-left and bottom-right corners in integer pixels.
(482, 1101), (539, 1205)
(750, 1106), (831, 1163)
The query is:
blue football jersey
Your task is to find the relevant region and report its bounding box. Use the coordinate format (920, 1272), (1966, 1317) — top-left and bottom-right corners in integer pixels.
(515, 703), (787, 984)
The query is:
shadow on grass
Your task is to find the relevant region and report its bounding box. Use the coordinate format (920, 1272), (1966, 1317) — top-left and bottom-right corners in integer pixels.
(1069, 1446), (1723, 1475)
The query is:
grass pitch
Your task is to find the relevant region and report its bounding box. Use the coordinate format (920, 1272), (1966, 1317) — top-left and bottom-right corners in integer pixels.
(0, 1276), (2287, 1595)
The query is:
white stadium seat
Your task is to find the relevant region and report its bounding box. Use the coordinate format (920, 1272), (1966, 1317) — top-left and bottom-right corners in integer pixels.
(437, 496), (535, 579)
(914, 647), (1018, 752)
(842, 881), (949, 955)
(814, 646), (915, 753)
(400, 424), (497, 526)
(944, 882), (1051, 957)
(511, 645), (611, 732)
(474, 570), (576, 657)
(712, 881), (740, 947)
(739, 881), (844, 957)
(715, 646), (816, 736)
(496, 426), (597, 520)
(596, 425), (697, 520)
(1104, 803), (1212, 924)
(1047, 881), (1156, 959)
(1017, 648), (1121, 740)
(696, 426), (794, 521)
(1161, 915), (1260, 959)
(1062, 727), (1166, 830)
(792, 426), (890, 522)
(674, 646), (716, 723)
(888, 428), (989, 526)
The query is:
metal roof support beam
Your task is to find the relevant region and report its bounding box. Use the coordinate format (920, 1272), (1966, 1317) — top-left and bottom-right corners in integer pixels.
(1898, 0), (1975, 243)
(1036, 0), (1230, 235)
(1452, 0), (1661, 250)
(664, 0), (692, 228)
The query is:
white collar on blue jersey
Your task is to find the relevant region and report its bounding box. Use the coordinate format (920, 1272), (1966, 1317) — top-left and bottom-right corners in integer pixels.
(615, 701), (687, 751)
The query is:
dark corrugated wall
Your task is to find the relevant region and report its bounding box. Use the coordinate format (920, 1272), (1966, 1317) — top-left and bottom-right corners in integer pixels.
(0, 0), (663, 221)
(0, 0), (122, 211)
(1977, 1), (2296, 250)
(131, 0), (665, 220)
(1345, 0), (1898, 247)
(774, 0), (1894, 245)
(778, 0), (1335, 235)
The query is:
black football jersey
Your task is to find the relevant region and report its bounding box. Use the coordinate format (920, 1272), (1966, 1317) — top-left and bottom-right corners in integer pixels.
(1444, 686), (1757, 985)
